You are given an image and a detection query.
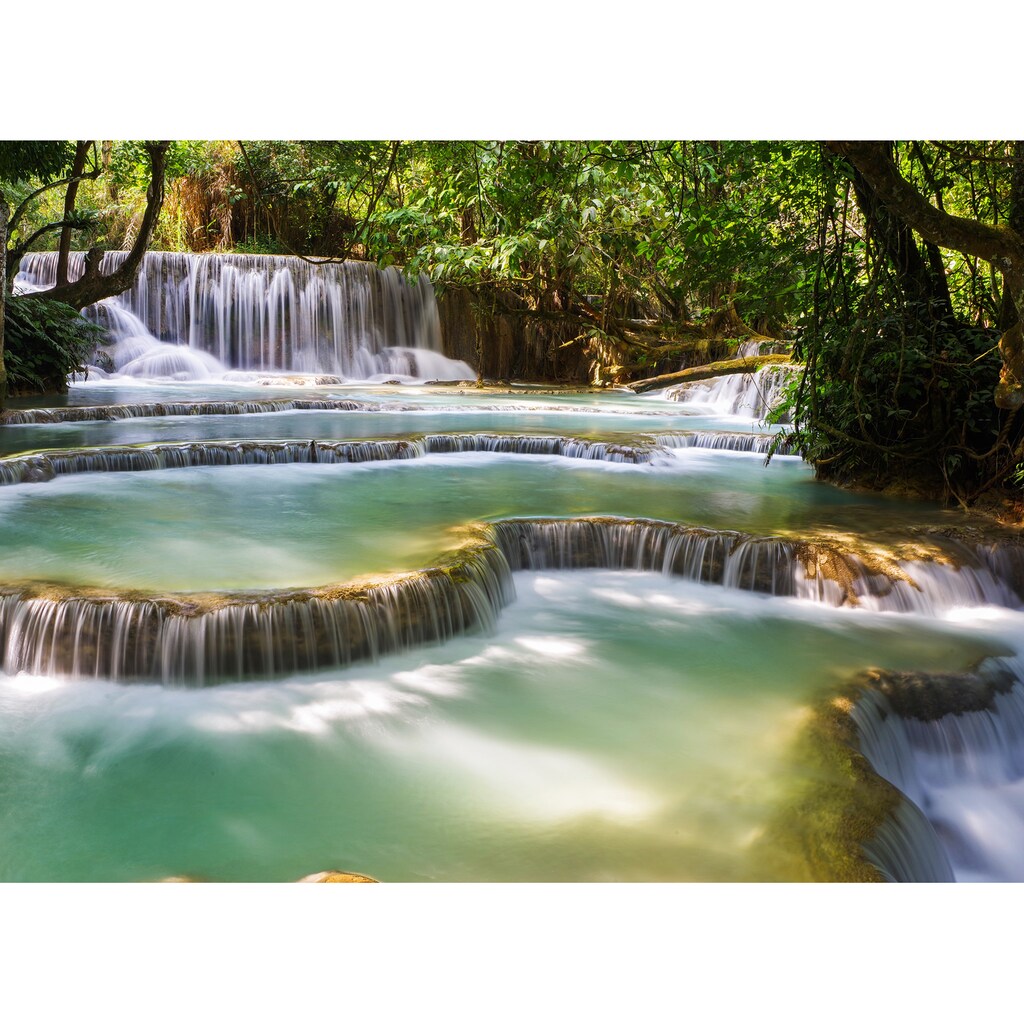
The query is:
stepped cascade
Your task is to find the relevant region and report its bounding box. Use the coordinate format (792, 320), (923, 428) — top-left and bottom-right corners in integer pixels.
(0, 534), (513, 683)
(4, 514), (1019, 687)
(665, 361), (799, 419)
(3, 269), (1024, 884)
(16, 251), (474, 382)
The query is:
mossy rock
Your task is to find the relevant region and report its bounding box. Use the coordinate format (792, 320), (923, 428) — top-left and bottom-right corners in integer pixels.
(753, 681), (903, 882)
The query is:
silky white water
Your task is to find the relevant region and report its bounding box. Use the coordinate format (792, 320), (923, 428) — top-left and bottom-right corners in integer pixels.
(0, 440), (971, 596)
(0, 571), (1005, 882)
(4, 257), (1024, 880)
(0, 388), (1019, 879)
(15, 252), (475, 383)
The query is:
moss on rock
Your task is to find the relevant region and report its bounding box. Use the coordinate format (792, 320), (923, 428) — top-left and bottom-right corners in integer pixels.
(753, 680), (904, 882)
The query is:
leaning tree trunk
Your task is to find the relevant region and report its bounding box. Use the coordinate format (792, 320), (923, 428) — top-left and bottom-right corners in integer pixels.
(40, 141), (170, 311)
(55, 141), (91, 287)
(847, 159), (954, 320)
(0, 193), (8, 407)
(829, 141), (1024, 411)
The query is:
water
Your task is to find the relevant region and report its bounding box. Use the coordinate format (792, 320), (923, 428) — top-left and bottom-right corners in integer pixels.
(0, 390), (1019, 879)
(16, 251), (474, 383)
(0, 571), (1001, 882)
(853, 646), (1024, 882)
(4, 260), (1024, 881)
(665, 363), (798, 419)
(0, 388), (786, 456)
(0, 450), (953, 592)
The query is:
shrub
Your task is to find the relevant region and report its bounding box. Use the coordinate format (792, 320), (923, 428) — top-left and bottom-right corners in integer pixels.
(3, 295), (105, 394)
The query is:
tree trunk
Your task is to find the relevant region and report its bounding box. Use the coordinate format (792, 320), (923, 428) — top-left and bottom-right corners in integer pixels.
(40, 141), (169, 311)
(0, 193), (8, 408)
(628, 353), (793, 393)
(830, 141), (1024, 409)
(55, 141), (91, 287)
(847, 159), (954, 320)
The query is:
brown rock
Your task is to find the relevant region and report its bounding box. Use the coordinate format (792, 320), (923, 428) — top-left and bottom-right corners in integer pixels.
(296, 870), (379, 883)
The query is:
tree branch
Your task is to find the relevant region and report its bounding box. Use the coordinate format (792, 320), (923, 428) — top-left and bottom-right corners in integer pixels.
(57, 140), (92, 287)
(7, 220), (83, 277)
(8, 165), (102, 235)
(38, 142), (170, 310)
(831, 141), (1024, 410)
(829, 142), (1024, 270)
(627, 354), (793, 394)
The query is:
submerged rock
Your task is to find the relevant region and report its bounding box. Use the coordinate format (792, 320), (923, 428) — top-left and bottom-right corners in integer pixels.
(296, 870), (379, 883)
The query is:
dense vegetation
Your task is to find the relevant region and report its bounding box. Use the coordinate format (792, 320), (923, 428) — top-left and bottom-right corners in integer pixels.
(2, 139), (1023, 506)
(2, 295), (103, 394)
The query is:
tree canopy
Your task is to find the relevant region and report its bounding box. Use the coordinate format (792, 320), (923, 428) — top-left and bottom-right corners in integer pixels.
(4, 138), (1024, 505)
(0, 140), (170, 403)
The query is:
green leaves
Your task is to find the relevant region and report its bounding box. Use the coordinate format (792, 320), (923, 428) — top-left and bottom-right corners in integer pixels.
(0, 142), (73, 186)
(3, 297), (105, 393)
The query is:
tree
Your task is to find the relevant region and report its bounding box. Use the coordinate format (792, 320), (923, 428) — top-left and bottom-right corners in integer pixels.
(788, 142), (1024, 503)
(0, 140), (170, 406)
(830, 141), (1024, 412)
(0, 141), (74, 404)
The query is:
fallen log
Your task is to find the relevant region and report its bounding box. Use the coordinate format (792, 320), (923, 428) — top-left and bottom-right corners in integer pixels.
(627, 353), (795, 394)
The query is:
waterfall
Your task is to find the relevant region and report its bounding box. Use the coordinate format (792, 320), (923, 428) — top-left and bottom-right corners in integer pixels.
(0, 397), (372, 425)
(852, 668), (1024, 881)
(420, 434), (658, 462)
(1, 508), (1018, 688)
(494, 518), (802, 597)
(0, 435), (667, 486)
(491, 517), (1024, 611)
(665, 363), (798, 420)
(861, 797), (956, 882)
(651, 431), (798, 456)
(15, 251), (475, 382)
(0, 539), (514, 685)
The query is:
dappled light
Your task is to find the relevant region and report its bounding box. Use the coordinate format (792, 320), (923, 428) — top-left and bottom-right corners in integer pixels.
(1, 139), (1023, 885)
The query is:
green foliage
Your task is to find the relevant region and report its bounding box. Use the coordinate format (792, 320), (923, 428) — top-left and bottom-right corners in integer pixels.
(4, 138), (1022, 499)
(2, 296), (105, 394)
(208, 140), (821, 336)
(0, 142), (73, 185)
(787, 145), (1020, 501)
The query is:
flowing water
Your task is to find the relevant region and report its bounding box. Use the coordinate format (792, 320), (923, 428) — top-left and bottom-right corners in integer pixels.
(3, 253), (1023, 882)
(17, 251), (474, 382)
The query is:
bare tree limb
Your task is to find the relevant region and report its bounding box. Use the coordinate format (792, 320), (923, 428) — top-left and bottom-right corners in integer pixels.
(627, 354), (793, 393)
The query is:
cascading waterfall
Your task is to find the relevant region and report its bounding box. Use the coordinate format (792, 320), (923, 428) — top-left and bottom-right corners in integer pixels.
(1, 395), (755, 427)
(494, 517), (800, 596)
(0, 397), (373, 424)
(3, 325), (1024, 882)
(491, 517), (1024, 612)
(852, 668), (1024, 882)
(15, 250), (475, 382)
(651, 431), (797, 456)
(6, 514), (1019, 687)
(0, 435), (664, 485)
(861, 797), (956, 883)
(665, 363), (798, 419)
(0, 539), (513, 685)
(420, 434), (658, 462)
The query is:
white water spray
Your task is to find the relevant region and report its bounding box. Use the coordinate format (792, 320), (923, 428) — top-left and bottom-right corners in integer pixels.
(16, 251), (475, 383)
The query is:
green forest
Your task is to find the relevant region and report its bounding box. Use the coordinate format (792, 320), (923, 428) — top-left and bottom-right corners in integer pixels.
(3, 139), (1024, 507)
(6, 121), (1024, 1024)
